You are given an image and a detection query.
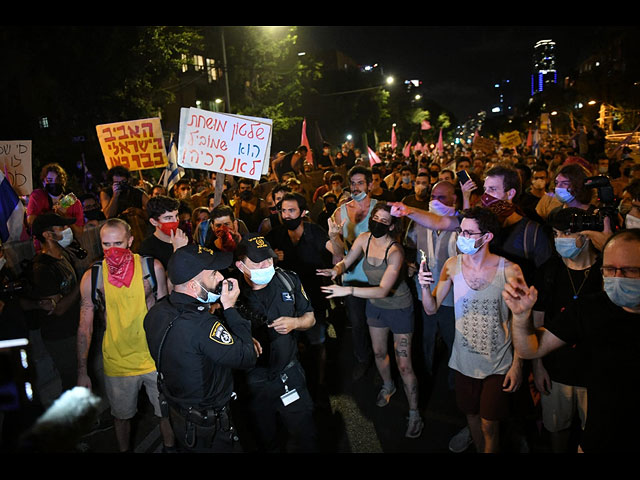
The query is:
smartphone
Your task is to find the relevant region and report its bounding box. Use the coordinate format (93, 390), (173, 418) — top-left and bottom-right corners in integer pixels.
(457, 169), (471, 184)
(419, 249), (430, 272)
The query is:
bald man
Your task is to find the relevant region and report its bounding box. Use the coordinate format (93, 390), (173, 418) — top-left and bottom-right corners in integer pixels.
(404, 181), (459, 382)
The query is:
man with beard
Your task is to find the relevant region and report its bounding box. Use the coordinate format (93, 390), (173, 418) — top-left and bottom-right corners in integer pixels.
(327, 166), (378, 380)
(267, 193), (333, 400)
(76, 218), (175, 452)
(233, 178), (270, 233)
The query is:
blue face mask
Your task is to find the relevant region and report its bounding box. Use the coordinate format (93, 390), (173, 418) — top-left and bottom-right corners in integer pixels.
(603, 277), (640, 308)
(351, 191), (367, 202)
(195, 281), (220, 304)
(246, 264), (275, 285)
(554, 237), (586, 259)
(456, 235), (483, 255)
(555, 187), (575, 204)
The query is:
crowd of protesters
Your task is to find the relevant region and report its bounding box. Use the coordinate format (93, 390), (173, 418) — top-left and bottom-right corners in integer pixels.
(1, 130), (639, 453)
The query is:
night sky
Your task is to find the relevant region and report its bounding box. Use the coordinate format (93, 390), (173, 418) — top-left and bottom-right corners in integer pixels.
(297, 26), (614, 122)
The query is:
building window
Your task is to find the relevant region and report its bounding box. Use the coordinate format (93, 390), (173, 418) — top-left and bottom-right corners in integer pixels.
(39, 116), (49, 129)
(193, 55), (204, 72)
(181, 54), (189, 73)
(206, 58), (218, 83)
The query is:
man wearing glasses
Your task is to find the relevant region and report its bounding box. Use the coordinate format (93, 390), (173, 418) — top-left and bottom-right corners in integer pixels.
(418, 207), (526, 453)
(503, 228), (640, 452)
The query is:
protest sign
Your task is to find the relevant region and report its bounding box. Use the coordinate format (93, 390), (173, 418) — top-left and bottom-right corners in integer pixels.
(177, 108), (272, 181)
(0, 141), (32, 196)
(473, 136), (496, 155)
(96, 118), (168, 171)
(499, 131), (522, 149)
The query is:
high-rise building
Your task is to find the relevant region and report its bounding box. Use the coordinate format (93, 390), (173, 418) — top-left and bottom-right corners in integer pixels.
(491, 79), (513, 115)
(531, 39), (557, 96)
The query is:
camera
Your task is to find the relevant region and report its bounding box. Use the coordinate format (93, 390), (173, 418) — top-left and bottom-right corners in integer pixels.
(569, 176), (619, 232)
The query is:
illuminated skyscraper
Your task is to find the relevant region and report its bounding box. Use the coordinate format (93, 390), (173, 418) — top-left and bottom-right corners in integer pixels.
(531, 39), (557, 95)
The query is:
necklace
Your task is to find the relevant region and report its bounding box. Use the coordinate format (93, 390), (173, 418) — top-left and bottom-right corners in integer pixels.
(566, 265), (591, 300)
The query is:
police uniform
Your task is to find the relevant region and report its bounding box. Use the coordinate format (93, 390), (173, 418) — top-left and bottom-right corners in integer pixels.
(144, 244), (256, 453)
(234, 234), (318, 453)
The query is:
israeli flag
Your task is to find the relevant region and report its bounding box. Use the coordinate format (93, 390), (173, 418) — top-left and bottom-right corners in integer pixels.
(160, 133), (184, 191)
(0, 171), (26, 243)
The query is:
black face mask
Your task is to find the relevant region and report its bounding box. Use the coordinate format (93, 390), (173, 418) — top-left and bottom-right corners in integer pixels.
(240, 190), (253, 201)
(45, 183), (64, 197)
(368, 219), (390, 238)
(283, 216), (303, 231)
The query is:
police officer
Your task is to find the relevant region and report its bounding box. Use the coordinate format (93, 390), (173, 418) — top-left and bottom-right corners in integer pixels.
(233, 233), (318, 452)
(144, 244), (257, 453)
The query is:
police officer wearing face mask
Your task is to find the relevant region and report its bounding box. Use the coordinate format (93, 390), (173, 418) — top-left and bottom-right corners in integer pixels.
(232, 234), (318, 452)
(144, 244), (257, 452)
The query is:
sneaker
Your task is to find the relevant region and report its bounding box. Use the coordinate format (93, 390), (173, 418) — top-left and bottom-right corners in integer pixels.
(448, 425), (473, 453)
(405, 415), (424, 439)
(375, 384), (396, 407)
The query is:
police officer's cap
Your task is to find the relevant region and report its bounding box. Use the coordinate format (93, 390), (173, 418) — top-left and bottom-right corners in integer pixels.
(235, 233), (278, 263)
(168, 244), (233, 285)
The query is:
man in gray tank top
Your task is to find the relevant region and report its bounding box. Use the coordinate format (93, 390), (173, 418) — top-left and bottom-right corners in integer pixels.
(418, 207), (526, 453)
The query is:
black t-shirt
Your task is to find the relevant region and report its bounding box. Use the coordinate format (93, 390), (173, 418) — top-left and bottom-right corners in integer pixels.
(237, 269), (314, 379)
(29, 250), (79, 340)
(370, 189), (396, 202)
(545, 291), (640, 452)
(139, 233), (173, 270)
(533, 255), (603, 386)
(492, 216), (553, 285)
(266, 222), (332, 307)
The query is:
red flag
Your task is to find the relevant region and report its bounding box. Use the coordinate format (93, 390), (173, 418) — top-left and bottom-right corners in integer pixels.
(391, 126), (397, 149)
(300, 118), (312, 163)
(415, 142), (423, 152)
(437, 128), (444, 154)
(421, 120), (431, 130)
(473, 129), (479, 143)
(526, 129), (533, 148)
(367, 146), (382, 166)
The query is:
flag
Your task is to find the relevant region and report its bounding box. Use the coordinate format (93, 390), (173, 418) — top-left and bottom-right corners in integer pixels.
(300, 118), (312, 164)
(473, 129), (479, 143)
(391, 126), (397, 149)
(402, 141), (411, 157)
(161, 133), (184, 191)
(437, 129), (444, 154)
(532, 129), (540, 157)
(0, 171), (26, 243)
(367, 146), (382, 166)
(421, 120), (431, 130)
(526, 129), (533, 148)
(414, 142), (423, 152)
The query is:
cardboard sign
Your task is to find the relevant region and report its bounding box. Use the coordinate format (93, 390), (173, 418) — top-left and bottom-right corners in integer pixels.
(473, 136), (496, 155)
(0, 140), (32, 196)
(177, 108), (272, 181)
(96, 118), (168, 171)
(499, 131), (522, 149)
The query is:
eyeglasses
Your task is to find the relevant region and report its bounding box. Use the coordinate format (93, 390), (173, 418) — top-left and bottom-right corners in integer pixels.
(600, 267), (640, 278)
(455, 227), (485, 238)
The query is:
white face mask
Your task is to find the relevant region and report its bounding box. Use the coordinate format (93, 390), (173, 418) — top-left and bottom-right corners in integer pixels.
(625, 214), (640, 229)
(57, 227), (74, 248)
(429, 200), (456, 216)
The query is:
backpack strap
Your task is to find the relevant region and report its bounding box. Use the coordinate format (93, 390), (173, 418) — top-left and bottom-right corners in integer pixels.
(90, 260), (105, 312)
(141, 255), (158, 300)
(523, 220), (540, 260)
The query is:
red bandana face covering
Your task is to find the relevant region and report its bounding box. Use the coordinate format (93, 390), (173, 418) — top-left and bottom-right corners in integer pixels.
(159, 221), (180, 237)
(480, 193), (516, 223)
(104, 247), (135, 287)
(214, 224), (237, 252)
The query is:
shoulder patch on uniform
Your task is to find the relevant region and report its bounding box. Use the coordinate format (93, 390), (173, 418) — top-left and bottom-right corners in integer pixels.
(209, 321), (234, 345)
(300, 284), (308, 301)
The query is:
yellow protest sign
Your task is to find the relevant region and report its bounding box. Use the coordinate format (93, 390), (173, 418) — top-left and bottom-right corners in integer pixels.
(96, 118), (168, 171)
(499, 131), (522, 149)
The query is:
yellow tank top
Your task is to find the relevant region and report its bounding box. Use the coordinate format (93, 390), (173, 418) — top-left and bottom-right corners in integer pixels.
(102, 254), (156, 377)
